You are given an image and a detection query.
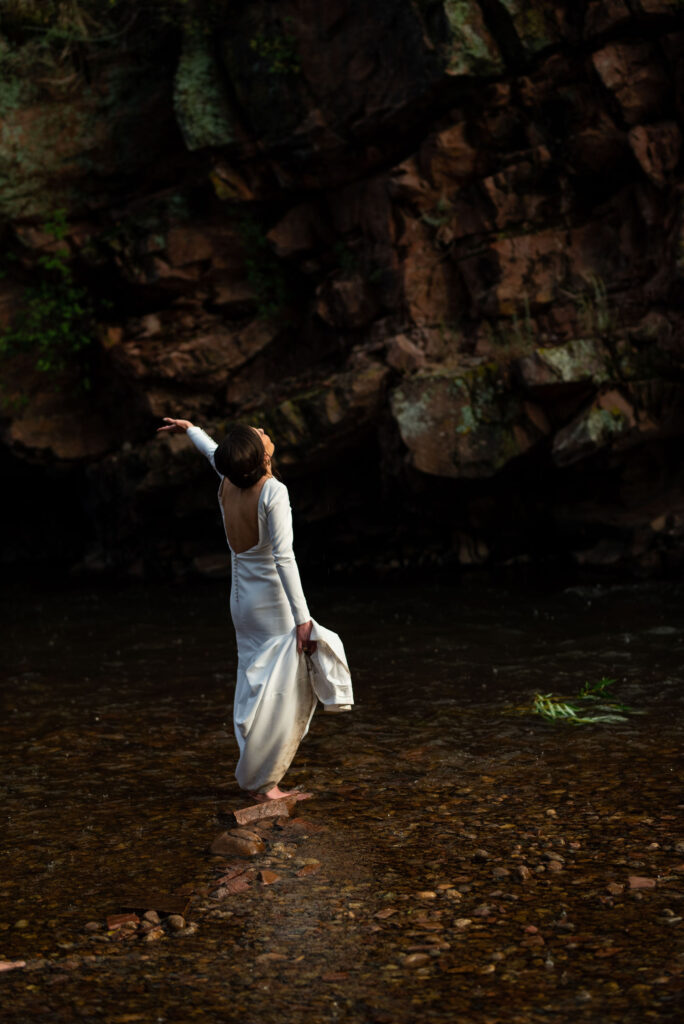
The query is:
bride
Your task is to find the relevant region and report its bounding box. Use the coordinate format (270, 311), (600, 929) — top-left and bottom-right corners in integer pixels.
(157, 417), (354, 802)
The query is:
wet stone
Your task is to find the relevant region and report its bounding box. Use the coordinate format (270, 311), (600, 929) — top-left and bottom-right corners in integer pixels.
(23, 959), (50, 971)
(210, 829), (265, 858)
(403, 953), (431, 968)
(166, 914), (186, 931)
(259, 870), (280, 885)
(4, 579), (684, 1020)
(628, 875), (657, 890)
(211, 874), (251, 897)
(106, 913), (140, 931)
(175, 921), (199, 937)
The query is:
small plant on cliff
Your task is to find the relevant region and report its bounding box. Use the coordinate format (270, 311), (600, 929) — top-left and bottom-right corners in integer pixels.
(0, 208), (102, 388)
(236, 213), (288, 321)
(420, 195), (454, 229)
(511, 292), (534, 350)
(249, 22), (300, 76)
(333, 241), (360, 275)
(564, 274), (616, 339)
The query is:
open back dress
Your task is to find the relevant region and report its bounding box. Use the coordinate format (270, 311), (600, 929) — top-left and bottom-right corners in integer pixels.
(187, 425), (354, 793)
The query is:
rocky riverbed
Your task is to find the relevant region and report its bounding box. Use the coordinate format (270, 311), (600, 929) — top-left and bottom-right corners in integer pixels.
(1, 576), (682, 1022)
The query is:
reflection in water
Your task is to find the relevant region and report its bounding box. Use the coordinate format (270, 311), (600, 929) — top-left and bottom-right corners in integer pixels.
(1, 577), (683, 1021)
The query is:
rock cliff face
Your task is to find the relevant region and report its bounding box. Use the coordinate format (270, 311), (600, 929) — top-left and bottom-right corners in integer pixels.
(1, 0), (684, 577)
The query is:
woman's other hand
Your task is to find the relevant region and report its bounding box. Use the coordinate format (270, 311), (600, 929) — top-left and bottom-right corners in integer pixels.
(157, 417), (194, 434)
(296, 621), (317, 656)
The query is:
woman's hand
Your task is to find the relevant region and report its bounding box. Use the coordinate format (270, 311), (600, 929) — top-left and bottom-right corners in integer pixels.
(296, 620), (317, 656)
(157, 417), (194, 434)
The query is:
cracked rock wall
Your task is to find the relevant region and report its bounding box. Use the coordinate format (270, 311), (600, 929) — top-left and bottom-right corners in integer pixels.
(1, 0), (684, 576)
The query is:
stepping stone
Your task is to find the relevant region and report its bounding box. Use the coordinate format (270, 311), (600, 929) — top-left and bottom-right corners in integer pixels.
(232, 795), (298, 826)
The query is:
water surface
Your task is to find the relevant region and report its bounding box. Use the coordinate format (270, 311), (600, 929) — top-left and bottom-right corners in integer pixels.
(1, 576), (683, 1022)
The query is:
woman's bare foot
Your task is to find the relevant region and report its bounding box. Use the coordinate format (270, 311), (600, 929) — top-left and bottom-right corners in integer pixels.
(247, 785), (313, 803)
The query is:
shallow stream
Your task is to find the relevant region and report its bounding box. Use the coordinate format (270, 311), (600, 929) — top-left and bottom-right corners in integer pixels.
(1, 576), (683, 1022)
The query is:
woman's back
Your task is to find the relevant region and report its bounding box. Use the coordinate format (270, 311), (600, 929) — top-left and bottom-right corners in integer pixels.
(219, 476), (269, 554)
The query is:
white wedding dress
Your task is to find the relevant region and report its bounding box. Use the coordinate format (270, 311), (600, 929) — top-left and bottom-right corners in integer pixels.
(187, 426), (354, 793)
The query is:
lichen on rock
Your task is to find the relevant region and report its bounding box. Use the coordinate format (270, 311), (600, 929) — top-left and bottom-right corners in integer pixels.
(442, 0), (504, 76)
(391, 362), (549, 478)
(174, 28), (237, 151)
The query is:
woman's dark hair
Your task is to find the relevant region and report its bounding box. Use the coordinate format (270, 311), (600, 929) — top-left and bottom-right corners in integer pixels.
(214, 425), (267, 489)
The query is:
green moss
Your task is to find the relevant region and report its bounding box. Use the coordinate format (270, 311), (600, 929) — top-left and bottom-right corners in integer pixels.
(248, 23), (300, 76)
(421, 194), (454, 228)
(0, 209), (104, 389)
(174, 29), (236, 151)
(389, 385), (433, 444)
(235, 212), (289, 322)
(0, 63), (25, 118)
(443, 0), (503, 76)
(535, 338), (611, 384)
(498, 0), (556, 54)
(586, 406), (628, 444)
(455, 402), (478, 435)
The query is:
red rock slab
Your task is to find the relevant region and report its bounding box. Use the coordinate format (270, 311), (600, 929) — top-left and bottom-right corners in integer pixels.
(212, 875), (252, 898)
(118, 895), (190, 916)
(233, 795), (298, 826)
(288, 818), (325, 833)
(215, 863), (251, 884)
(259, 870), (280, 885)
(106, 912), (140, 931)
(296, 864), (319, 878)
(628, 875), (657, 890)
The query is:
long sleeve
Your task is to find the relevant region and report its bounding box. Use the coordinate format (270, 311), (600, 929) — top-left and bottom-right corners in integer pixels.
(187, 425), (220, 476)
(265, 483), (310, 626)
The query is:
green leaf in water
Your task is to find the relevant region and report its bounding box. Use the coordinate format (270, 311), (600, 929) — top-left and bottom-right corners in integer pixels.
(531, 677), (636, 726)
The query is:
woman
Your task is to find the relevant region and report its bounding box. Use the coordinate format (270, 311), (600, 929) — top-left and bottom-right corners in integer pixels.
(157, 417), (354, 802)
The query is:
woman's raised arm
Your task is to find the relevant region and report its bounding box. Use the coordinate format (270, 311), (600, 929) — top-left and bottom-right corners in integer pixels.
(156, 417), (195, 434)
(157, 418), (220, 476)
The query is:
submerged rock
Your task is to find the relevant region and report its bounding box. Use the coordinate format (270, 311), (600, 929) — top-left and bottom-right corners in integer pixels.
(210, 829), (266, 859)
